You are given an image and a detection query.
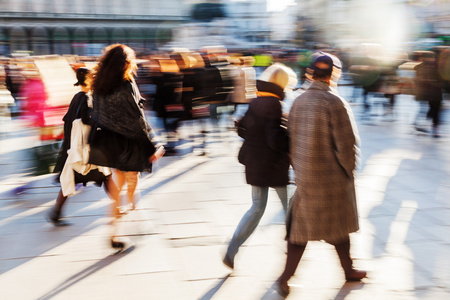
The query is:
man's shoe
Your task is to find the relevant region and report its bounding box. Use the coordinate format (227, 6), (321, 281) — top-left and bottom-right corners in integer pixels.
(222, 253), (234, 269)
(345, 269), (367, 281)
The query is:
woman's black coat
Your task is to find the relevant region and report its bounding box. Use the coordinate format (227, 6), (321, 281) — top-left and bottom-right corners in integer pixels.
(54, 91), (91, 173)
(89, 80), (156, 172)
(237, 80), (290, 187)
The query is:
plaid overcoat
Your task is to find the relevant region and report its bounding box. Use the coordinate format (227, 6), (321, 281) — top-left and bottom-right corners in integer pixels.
(287, 81), (360, 244)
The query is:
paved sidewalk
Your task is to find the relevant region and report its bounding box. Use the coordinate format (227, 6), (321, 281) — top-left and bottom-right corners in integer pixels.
(0, 95), (450, 299)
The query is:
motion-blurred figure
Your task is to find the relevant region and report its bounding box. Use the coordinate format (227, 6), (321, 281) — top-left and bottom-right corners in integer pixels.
(151, 57), (184, 154)
(351, 62), (381, 113)
(276, 54), (366, 297)
(49, 68), (113, 226)
(0, 64), (15, 134)
(198, 47), (235, 127)
(19, 68), (47, 128)
(414, 51), (443, 137)
(229, 56), (257, 121)
(379, 63), (400, 117)
(89, 44), (164, 248)
(4, 61), (25, 116)
(223, 63), (297, 270)
(229, 56), (257, 105)
(348, 46), (382, 116)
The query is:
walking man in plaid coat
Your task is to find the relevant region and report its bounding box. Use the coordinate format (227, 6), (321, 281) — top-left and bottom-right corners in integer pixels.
(275, 53), (367, 297)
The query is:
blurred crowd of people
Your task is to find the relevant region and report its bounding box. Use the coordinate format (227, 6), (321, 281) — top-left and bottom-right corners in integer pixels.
(0, 42), (449, 296)
(0, 44), (449, 146)
(138, 47), (256, 154)
(346, 44), (449, 137)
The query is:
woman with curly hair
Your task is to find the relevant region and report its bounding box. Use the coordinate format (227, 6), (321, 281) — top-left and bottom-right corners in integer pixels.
(89, 44), (164, 248)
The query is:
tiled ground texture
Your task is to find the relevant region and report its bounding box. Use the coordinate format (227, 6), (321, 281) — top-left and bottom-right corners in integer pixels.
(0, 92), (449, 299)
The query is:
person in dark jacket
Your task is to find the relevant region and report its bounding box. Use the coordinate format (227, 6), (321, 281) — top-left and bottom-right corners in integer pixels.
(414, 51), (443, 137)
(151, 57), (184, 154)
(49, 67), (115, 226)
(89, 44), (164, 248)
(223, 63), (297, 269)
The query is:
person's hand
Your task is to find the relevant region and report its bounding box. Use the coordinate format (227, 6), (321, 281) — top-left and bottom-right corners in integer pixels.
(149, 146), (165, 163)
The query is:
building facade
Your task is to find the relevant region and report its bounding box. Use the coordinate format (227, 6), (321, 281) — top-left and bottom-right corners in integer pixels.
(0, 0), (188, 55)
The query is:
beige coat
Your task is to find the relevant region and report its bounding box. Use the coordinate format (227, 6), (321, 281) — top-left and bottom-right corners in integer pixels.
(287, 81), (360, 245)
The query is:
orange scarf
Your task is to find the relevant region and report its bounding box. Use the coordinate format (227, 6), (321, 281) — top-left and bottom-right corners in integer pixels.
(256, 91), (281, 99)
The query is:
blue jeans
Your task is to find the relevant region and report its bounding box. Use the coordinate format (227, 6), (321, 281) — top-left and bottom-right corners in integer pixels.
(226, 185), (288, 261)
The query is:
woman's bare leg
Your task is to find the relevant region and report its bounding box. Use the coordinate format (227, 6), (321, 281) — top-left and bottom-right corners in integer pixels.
(112, 169), (126, 213)
(105, 170), (126, 248)
(124, 171), (139, 210)
(104, 173), (121, 219)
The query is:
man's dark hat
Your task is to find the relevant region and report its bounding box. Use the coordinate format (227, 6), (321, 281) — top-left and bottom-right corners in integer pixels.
(74, 67), (90, 86)
(310, 52), (342, 77)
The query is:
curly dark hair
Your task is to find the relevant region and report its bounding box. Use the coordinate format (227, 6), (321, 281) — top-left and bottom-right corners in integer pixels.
(92, 44), (137, 96)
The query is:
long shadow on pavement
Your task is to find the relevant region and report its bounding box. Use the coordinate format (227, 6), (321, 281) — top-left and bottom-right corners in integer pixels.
(364, 128), (448, 296)
(0, 156), (201, 277)
(138, 159), (209, 195)
(333, 282), (365, 299)
(36, 246), (135, 300)
(197, 274), (231, 300)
